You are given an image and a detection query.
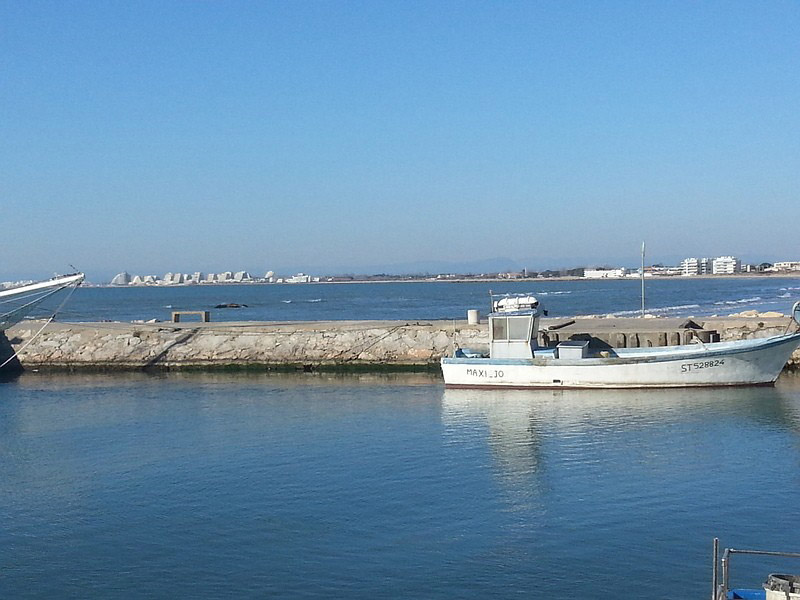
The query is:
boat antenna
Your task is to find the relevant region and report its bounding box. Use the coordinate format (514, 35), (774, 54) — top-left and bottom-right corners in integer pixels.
(640, 242), (646, 318)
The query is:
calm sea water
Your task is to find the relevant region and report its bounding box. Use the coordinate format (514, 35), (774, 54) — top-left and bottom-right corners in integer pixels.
(3, 372), (800, 598)
(49, 276), (800, 324)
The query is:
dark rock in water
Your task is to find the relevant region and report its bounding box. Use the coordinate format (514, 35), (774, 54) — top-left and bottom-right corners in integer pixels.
(215, 303), (248, 309)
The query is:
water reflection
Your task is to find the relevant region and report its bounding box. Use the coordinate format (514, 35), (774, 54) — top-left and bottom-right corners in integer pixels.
(2, 369), (442, 390)
(441, 377), (800, 509)
(2, 370), (800, 598)
(443, 380), (800, 431)
(0, 371), (443, 441)
(441, 391), (545, 506)
(0, 370), (445, 511)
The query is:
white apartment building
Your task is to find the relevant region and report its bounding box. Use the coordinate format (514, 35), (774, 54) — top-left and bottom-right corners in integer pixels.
(773, 261), (800, 272)
(712, 256), (741, 275)
(584, 268), (628, 279)
(186, 272), (203, 284)
(680, 257), (711, 276)
(110, 272), (131, 285)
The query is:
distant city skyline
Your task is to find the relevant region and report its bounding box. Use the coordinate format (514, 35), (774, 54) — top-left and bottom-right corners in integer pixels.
(6, 248), (800, 284)
(3, 2), (799, 281)
(13, 251), (791, 285)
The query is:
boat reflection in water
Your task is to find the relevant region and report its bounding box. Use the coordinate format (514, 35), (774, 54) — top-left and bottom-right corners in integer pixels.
(440, 375), (800, 503)
(442, 378), (800, 431)
(442, 385), (547, 505)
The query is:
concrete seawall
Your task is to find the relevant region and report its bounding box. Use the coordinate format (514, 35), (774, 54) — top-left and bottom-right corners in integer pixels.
(3, 316), (799, 372)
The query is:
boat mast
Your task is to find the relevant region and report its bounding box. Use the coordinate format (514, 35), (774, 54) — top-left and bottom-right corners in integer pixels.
(641, 242), (646, 318)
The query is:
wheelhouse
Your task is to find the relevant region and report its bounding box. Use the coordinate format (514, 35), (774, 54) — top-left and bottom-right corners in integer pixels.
(488, 294), (542, 359)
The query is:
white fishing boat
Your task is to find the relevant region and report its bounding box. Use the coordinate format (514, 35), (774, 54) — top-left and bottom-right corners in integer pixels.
(441, 294), (800, 389)
(0, 273), (85, 331)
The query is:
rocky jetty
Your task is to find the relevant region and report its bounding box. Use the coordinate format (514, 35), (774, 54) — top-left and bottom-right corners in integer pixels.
(3, 315), (798, 371)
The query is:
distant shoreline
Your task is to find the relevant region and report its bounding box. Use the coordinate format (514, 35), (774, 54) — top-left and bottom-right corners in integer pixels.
(88, 272), (800, 287)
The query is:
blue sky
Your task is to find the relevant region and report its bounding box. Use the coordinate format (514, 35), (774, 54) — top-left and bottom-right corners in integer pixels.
(2, 1), (799, 280)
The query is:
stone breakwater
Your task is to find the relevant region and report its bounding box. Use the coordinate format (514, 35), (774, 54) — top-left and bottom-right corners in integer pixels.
(3, 316), (800, 371)
(3, 320), (480, 370)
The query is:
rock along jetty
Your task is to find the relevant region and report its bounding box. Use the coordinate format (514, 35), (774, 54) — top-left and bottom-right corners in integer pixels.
(2, 315), (799, 372)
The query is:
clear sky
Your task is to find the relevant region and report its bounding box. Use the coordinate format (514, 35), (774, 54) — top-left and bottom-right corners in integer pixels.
(2, 1), (799, 281)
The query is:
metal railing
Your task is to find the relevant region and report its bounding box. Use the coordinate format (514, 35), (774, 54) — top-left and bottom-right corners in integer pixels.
(713, 537), (800, 600)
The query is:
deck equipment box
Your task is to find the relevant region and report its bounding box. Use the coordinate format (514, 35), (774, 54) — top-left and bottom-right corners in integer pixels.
(557, 340), (590, 359)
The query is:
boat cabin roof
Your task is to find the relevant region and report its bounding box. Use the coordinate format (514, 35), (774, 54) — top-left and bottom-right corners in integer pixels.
(490, 293), (540, 315)
(489, 309), (538, 318)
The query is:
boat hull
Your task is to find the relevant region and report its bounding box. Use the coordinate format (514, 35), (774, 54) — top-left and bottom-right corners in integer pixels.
(441, 333), (800, 389)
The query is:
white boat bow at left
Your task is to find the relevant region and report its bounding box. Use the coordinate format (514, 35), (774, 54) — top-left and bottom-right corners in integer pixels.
(0, 272), (85, 331)
(441, 295), (800, 389)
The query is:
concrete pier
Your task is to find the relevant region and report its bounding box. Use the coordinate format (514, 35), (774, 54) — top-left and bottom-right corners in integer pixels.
(3, 315), (799, 372)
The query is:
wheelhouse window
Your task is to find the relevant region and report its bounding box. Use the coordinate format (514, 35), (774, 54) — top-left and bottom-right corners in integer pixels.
(492, 317), (508, 340)
(508, 316), (531, 340)
(491, 316), (531, 341)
